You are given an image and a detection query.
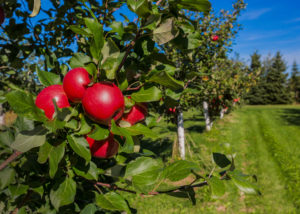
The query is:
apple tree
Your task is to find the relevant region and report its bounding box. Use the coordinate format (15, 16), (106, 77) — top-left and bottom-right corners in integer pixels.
(0, 0), (260, 213)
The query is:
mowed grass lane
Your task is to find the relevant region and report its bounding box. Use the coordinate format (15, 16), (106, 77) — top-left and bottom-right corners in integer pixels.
(128, 105), (300, 213)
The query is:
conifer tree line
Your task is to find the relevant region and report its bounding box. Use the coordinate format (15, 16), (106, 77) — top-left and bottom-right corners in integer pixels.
(246, 51), (300, 104)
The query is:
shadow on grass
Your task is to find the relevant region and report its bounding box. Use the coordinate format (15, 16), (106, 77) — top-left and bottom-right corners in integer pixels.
(186, 125), (206, 133)
(140, 137), (173, 161)
(280, 108), (300, 126)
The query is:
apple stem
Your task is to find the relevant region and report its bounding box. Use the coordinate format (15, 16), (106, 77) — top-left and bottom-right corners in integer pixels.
(0, 151), (23, 171)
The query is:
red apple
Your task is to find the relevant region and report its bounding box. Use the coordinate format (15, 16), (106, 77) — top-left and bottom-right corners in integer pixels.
(35, 85), (70, 119)
(0, 7), (5, 25)
(121, 103), (147, 126)
(211, 35), (219, 41)
(86, 134), (119, 158)
(82, 82), (124, 125)
(63, 67), (91, 103)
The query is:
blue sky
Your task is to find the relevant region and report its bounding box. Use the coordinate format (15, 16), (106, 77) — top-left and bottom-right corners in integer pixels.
(210, 0), (300, 72)
(10, 0), (300, 72)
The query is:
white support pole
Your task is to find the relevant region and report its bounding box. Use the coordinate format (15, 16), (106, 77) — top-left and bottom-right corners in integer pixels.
(220, 108), (225, 119)
(177, 110), (185, 160)
(203, 101), (211, 131)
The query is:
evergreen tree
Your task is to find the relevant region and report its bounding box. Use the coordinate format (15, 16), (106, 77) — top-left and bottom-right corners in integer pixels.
(289, 61), (300, 102)
(264, 52), (291, 104)
(245, 51), (266, 104)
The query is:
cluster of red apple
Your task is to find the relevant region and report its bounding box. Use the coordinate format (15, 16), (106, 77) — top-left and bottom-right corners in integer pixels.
(233, 98), (240, 103)
(35, 68), (148, 159)
(0, 7), (5, 25)
(168, 107), (176, 114)
(211, 35), (219, 41)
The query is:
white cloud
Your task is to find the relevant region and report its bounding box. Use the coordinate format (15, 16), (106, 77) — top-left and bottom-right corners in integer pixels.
(240, 8), (272, 21)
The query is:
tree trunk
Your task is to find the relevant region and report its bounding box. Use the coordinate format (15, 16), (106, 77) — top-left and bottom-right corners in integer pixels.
(203, 101), (212, 131)
(177, 110), (185, 160)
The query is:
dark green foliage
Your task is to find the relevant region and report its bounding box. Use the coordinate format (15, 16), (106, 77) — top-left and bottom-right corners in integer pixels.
(288, 61), (300, 103)
(246, 52), (292, 104)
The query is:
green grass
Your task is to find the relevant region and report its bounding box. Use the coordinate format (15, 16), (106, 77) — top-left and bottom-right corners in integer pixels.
(127, 105), (300, 213)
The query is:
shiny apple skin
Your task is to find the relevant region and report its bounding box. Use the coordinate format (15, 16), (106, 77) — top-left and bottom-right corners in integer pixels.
(86, 135), (119, 158)
(0, 7), (4, 25)
(122, 103), (147, 125)
(35, 85), (70, 119)
(82, 82), (125, 125)
(212, 35), (219, 41)
(63, 67), (91, 103)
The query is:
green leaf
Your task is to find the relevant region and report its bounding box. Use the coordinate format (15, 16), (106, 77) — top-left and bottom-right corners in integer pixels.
(11, 126), (47, 152)
(50, 176), (77, 210)
(65, 119), (78, 130)
(8, 184), (29, 198)
(49, 142), (66, 178)
(69, 25), (91, 37)
(38, 141), (52, 164)
(125, 123), (156, 139)
(208, 177), (225, 199)
(101, 39), (124, 80)
(95, 192), (131, 213)
(127, 0), (150, 17)
(6, 91), (46, 121)
(213, 153), (231, 168)
(176, 0), (211, 13)
(131, 86), (162, 102)
(0, 131), (14, 147)
(101, 38), (120, 64)
(148, 70), (184, 90)
(110, 120), (134, 153)
(109, 21), (125, 37)
(166, 88), (182, 101)
(84, 18), (104, 60)
(36, 67), (61, 86)
(186, 32), (202, 49)
(87, 124), (109, 141)
(80, 204), (98, 214)
(69, 53), (91, 69)
(125, 157), (162, 177)
(153, 18), (179, 45)
(228, 171), (261, 195)
(67, 135), (91, 162)
(163, 160), (200, 182)
(0, 168), (15, 189)
(73, 161), (98, 181)
(77, 116), (92, 135)
(125, 157), (163, 193)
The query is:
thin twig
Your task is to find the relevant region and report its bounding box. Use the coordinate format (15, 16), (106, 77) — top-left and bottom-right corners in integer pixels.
(0, 151), (23, 171)
(95, 181), (208, 196)
(208, 166), (216, 178)
(125, 84), (144, 91)
(116, 30), (141, 75)
(156, 0), (163, 6)
(11, 190), (32, 214)
(184, 76), (197, 89)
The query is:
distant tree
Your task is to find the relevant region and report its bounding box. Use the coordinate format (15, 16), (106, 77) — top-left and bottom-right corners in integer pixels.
(245, 51), (265, 104)
(289, 61), (300, 102)
(263, 52), (291, 104)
